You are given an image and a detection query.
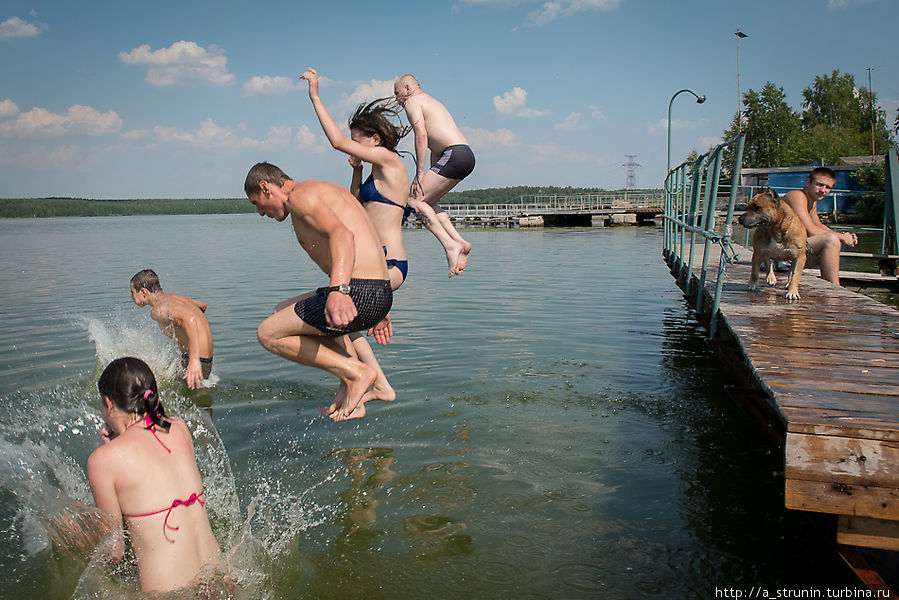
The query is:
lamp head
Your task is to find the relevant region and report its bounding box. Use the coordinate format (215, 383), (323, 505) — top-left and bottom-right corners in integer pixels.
(696, 95), (706, 104)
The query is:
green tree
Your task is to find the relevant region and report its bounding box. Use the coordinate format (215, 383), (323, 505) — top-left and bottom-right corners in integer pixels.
(721, 82), (801, 170)
(851, 162), (886, 224)
(798, 69), (892, 162)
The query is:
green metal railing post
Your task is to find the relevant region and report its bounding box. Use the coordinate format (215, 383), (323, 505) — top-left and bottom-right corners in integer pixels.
(683, 154), (707, 294)
(695, 147), (723, 312)
(883, 148), (899, 258)
(709, 134), (744, 338)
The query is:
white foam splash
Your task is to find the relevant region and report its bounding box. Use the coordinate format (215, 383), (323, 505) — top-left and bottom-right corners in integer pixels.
(73, 311), (182, 382)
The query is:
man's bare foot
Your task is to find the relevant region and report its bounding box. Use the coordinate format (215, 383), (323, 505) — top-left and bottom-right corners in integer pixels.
(335, 365), (377, 421)
(454, 240), (472, 275)
(361, 379), (396, 404)
(320, 402), (366, 420)
(319, 381), (348, 419)
(445, 244), (462, 278)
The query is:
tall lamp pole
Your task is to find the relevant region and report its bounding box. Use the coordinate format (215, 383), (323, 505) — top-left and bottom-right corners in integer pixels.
(667, 89), (706, 176)
(867, 66), (876, 160)
(735, 29), (748, 134)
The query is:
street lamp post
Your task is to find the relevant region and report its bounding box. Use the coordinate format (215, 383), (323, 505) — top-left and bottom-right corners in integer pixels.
(735, 29), (748, 134)
(667, 89), (706, 177)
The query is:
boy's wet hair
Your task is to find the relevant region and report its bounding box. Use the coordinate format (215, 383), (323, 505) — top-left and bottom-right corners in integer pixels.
(131, 268), (161, 293)
(348, 100), (410, 152)
(98, 357), (170, 432)
(245, 162), (290, 196)
(809, 166), (836, 182)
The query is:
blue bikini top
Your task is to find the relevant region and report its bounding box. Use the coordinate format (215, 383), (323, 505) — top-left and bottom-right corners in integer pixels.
(359, 174), (416, 223)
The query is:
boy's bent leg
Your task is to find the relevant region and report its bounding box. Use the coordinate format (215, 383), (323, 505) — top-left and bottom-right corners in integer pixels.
(806, 233), (842, 285)
(414, 170), (472, 277)
(258, 307), (376, 421)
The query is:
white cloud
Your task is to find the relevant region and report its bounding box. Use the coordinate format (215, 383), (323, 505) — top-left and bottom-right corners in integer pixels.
(591, 110), (606, 122)
(827, 0), (875, 8)
(139, 119), (318, 151)
(243, 75), (300, 95)
(527, 0), (620, 26)
(295, 124), (324, 150)
(0, 142), (81, 167)
(460, 126), (519, 147)
(554, 112), (582, 131)
(0, 99), (18, 117)
(121, 129), (150, 140)
(494, 87), (527, 113)
(0, 16), (41, 39)
(493, 87), (550, 117)
(152, 118), (258, 147)
(530, 142), (607, 165)
(339, 79), (395, 112)
(259, 125), (292, 151)
(119, 41), (235, 87)
(698, 136), (722, 150)
(646, 118), (706, 136)
(0, 104), (122, 136)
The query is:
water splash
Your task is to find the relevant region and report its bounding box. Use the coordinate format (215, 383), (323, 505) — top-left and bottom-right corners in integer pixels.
(73, 311), (182, 382)
(0, 313), (335, 598)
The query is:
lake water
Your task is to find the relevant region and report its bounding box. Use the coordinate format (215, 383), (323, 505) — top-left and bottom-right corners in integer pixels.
(0, 215), (863, 599)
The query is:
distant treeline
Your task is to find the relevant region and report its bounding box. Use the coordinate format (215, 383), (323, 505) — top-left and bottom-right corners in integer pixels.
(1, 186), (651, 218)
(444, 185), (614, 204)
(0, 197), (253, 218)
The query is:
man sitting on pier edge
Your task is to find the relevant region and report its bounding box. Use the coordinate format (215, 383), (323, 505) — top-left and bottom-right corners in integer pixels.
(783, 167), (858, 286)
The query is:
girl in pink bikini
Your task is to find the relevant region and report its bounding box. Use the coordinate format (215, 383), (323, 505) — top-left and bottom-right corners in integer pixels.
(87, 357), (220, 591)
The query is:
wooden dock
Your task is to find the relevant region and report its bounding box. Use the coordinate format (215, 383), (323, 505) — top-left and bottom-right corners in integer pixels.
(672, 240), (899, 557)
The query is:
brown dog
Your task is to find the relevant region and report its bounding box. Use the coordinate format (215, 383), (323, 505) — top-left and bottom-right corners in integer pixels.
(737, 188), (807, 300)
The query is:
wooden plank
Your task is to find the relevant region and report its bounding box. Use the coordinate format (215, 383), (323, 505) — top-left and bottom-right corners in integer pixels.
(748, 347), (897, 369)
(760, 374), (899, 398)
(837, 515), (899, 551)
(782, 406), (899, 441)
(785, 432), (899, 488)
(785, 478), (899, 520)
(774, 391), (899, 416)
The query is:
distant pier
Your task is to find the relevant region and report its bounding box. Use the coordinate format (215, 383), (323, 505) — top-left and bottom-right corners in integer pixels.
(406, 192), (664, 228)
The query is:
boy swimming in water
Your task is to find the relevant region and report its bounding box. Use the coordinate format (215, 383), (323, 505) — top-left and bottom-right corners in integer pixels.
(245, 162), (393, 421)
(130, 269), (214, 389)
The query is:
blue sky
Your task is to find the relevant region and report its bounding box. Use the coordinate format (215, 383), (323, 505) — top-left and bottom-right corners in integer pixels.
(0, 0), (896, 199)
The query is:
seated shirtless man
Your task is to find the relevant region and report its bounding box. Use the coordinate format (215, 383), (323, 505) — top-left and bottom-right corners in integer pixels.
(244, 162), (392, 421)
(783, 166), (858, 285)
(130, 269), (213, 389)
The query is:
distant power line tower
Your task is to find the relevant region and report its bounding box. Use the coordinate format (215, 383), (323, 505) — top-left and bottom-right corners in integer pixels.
(622, 155), (641, 190)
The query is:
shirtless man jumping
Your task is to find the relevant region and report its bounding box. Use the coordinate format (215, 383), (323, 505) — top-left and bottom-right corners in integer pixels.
(394, 74), (474, 277)
(244, 162), (393, 421)
(130, 269), (213, 389)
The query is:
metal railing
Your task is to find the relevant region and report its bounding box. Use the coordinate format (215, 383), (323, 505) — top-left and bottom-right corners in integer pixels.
(882, 148), (899, 259)
(440, 192), (664, 219)
(663, 134), (745, 339)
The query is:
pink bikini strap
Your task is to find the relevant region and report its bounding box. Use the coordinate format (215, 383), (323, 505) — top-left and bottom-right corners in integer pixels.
(126, 491), (205, 531)
(125, 414), (171, 454)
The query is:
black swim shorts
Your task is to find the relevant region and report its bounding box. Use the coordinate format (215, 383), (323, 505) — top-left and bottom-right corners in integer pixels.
(430, 144), (476, 180)
(180, 353), (213, 379)
(294, 278), (393, 337)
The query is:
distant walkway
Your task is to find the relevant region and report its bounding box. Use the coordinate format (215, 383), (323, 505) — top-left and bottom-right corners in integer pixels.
(423, 192), (663, 227)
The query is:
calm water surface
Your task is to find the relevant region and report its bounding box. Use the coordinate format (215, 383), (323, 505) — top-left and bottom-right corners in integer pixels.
(0, 216), (860, 599)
